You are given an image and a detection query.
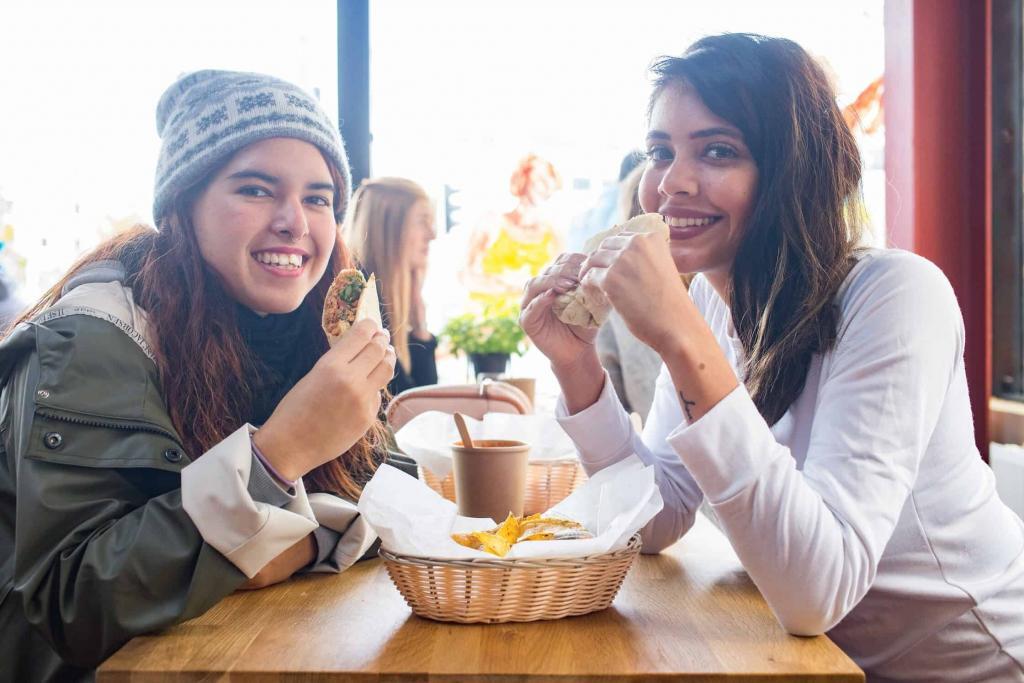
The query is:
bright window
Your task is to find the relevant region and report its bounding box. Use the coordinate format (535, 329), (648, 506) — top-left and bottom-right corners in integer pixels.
(0, 0), (338, 299)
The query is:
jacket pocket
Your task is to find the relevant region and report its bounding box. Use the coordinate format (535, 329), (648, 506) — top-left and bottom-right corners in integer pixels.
(25, 410), (190, 473)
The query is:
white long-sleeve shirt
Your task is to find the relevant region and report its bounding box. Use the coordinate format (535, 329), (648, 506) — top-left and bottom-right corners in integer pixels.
(557, 249), (1024, 682)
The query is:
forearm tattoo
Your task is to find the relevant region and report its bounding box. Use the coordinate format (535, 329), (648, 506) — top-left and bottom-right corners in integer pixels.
(678, 391), (696, 421)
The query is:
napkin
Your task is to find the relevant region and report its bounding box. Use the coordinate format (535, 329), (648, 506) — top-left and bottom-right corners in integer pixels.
(394, 411), (578, 479)
(358, 455), (663, 560)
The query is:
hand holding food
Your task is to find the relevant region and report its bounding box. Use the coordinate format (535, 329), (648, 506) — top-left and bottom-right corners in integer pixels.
(578, 215), (696, 355)
(252, 271), (393, 481)
(552, 213), (669, 329)
(519, 252), (600, 371)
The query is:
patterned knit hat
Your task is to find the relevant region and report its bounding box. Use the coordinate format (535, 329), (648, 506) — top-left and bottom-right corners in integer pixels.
(153, 69), (350, 223)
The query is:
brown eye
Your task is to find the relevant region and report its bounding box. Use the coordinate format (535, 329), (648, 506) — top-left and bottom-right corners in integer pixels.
(646, 146), (673, 163)
(705, 143), (739, 160)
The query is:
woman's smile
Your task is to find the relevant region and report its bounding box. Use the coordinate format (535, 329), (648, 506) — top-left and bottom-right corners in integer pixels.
(251, 248), (311, 278)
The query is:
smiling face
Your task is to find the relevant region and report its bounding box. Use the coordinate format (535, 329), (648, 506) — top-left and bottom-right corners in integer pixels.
(639, 81), (759, 293)
(190, 137), (339, 315)
(402, 198), (436, 272)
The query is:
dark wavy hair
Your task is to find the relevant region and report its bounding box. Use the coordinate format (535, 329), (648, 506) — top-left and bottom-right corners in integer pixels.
(650, 33), (865, 425)
(12, 154), (385, 500)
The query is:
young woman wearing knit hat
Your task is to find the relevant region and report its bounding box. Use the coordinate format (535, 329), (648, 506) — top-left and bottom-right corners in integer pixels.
(0, 70), (395, 681)
(522, 34), (1024, 681)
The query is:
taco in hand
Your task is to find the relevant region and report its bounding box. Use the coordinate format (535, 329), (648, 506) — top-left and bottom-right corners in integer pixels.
(552, 212), (669, 329)
(322, 269), (383, 345)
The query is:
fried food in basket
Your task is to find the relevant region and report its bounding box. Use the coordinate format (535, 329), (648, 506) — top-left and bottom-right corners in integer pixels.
(451, 512), (593, 557)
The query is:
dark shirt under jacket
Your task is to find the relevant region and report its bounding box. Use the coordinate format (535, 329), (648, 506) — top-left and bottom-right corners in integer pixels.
(387, 333), (438, 397)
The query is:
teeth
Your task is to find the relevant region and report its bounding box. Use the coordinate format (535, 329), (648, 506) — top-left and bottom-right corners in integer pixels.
(664, 216), (718, 228)
(253, 251), (303, 269)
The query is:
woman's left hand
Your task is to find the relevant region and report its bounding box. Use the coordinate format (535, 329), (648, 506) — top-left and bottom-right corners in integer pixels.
(239, 532), (317, 590)
(579, 231), (694, 355)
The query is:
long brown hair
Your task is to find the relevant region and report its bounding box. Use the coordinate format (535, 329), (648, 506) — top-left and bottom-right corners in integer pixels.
(11, 154), (385, 499)
(342, 177), (430, 371)
(650, 34), (865, 425)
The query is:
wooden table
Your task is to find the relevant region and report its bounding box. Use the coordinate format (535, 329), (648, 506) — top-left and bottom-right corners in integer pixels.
(98, 514), (864, 682)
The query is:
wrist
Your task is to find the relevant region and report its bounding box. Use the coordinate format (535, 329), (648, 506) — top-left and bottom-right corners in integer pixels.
(649, 289), (702, 358)
(251, 426), (305, 482)
(552, 351), (605, 414)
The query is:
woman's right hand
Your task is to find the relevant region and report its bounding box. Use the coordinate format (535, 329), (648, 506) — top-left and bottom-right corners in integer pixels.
(520, 253), (600, 372)
(253, 319), (395, 482)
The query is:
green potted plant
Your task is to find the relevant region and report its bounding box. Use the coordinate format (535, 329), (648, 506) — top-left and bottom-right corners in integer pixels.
(440, 307), (526, 377)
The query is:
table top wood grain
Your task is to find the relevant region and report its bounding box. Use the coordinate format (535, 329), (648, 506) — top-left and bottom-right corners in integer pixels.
(98, 514), (864, 682)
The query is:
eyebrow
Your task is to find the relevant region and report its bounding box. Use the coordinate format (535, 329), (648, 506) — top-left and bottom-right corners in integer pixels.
(645, 127), (744, 141)
(227, 170), (335, 192)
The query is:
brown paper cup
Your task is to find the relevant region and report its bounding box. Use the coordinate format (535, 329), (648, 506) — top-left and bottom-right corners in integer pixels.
(451, 439), (530, 522)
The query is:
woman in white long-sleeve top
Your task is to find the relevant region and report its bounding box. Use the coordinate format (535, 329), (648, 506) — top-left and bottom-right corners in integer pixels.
(520, 33), (1024, 682)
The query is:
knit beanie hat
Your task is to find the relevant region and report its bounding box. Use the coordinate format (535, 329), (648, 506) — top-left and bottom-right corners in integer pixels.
(153, 69), (350, 223)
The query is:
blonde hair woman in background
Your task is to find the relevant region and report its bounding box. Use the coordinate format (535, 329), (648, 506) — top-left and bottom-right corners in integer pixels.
(344, 178), (438, 395)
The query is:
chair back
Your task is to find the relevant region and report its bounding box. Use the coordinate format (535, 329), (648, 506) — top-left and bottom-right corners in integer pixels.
(387, 381), (532, 432)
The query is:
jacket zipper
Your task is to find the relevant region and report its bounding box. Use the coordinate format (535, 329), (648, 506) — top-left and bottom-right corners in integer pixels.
(37, 409), (183, 447)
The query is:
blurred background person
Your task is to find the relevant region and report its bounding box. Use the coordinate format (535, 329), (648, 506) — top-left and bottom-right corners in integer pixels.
(567, 150), (645, 253)
(463, 154), (563, 313)
(344, 177), (439, 395)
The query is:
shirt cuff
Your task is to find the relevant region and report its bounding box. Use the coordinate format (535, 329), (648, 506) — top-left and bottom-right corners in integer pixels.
(181, 423), (318, 578)
(555, 370), (635, 471)
(309, 526), (342, 568)
(666, 384), (776, 504)
(247, 451), (297, 506)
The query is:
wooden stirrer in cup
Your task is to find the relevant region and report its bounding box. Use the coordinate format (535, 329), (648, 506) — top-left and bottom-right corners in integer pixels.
(453, 412), (475, 449)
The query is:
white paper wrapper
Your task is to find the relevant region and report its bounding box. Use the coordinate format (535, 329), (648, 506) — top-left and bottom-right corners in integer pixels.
(394, 411), (578, 479)
(358, 455), (663, 560)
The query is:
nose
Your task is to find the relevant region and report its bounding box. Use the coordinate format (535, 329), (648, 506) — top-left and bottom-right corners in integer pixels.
(427, 220), (438, 241)
(271, 195), (309, 242)
(658, 157), (699, 198)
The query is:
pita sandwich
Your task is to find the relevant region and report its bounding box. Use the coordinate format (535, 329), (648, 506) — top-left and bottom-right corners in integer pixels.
(322, 269), (383, 345)
(552, 212), (669, 329)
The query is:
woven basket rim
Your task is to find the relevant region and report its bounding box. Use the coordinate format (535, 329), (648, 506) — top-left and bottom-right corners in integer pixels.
(378, 533), (642, 570)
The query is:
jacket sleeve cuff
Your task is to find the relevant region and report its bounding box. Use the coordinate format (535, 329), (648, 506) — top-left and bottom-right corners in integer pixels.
(304, 493), (378, 573)
(666, 384), (776, 504)
(181, 424), (318, 578)
(555, 370), (635, 471)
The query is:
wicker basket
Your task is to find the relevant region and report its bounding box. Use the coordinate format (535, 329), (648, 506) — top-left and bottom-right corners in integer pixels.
(379, 534), (642, 623)
(420, 460), (587, 516)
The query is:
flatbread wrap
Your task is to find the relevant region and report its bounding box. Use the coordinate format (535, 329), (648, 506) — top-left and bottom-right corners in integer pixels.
(552, 212), (669, 329)
(322, 269), (383, 345)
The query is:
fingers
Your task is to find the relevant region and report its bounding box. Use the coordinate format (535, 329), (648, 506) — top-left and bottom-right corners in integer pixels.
(522, 253), (586, 305)
(367, 346), (398, 389)
(332, 319), (385, 362)
(520, 288), (558, 332)
(580, 233), (645, 279)
(349, 329), (392, 377)
(580, 249), (617, 279)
